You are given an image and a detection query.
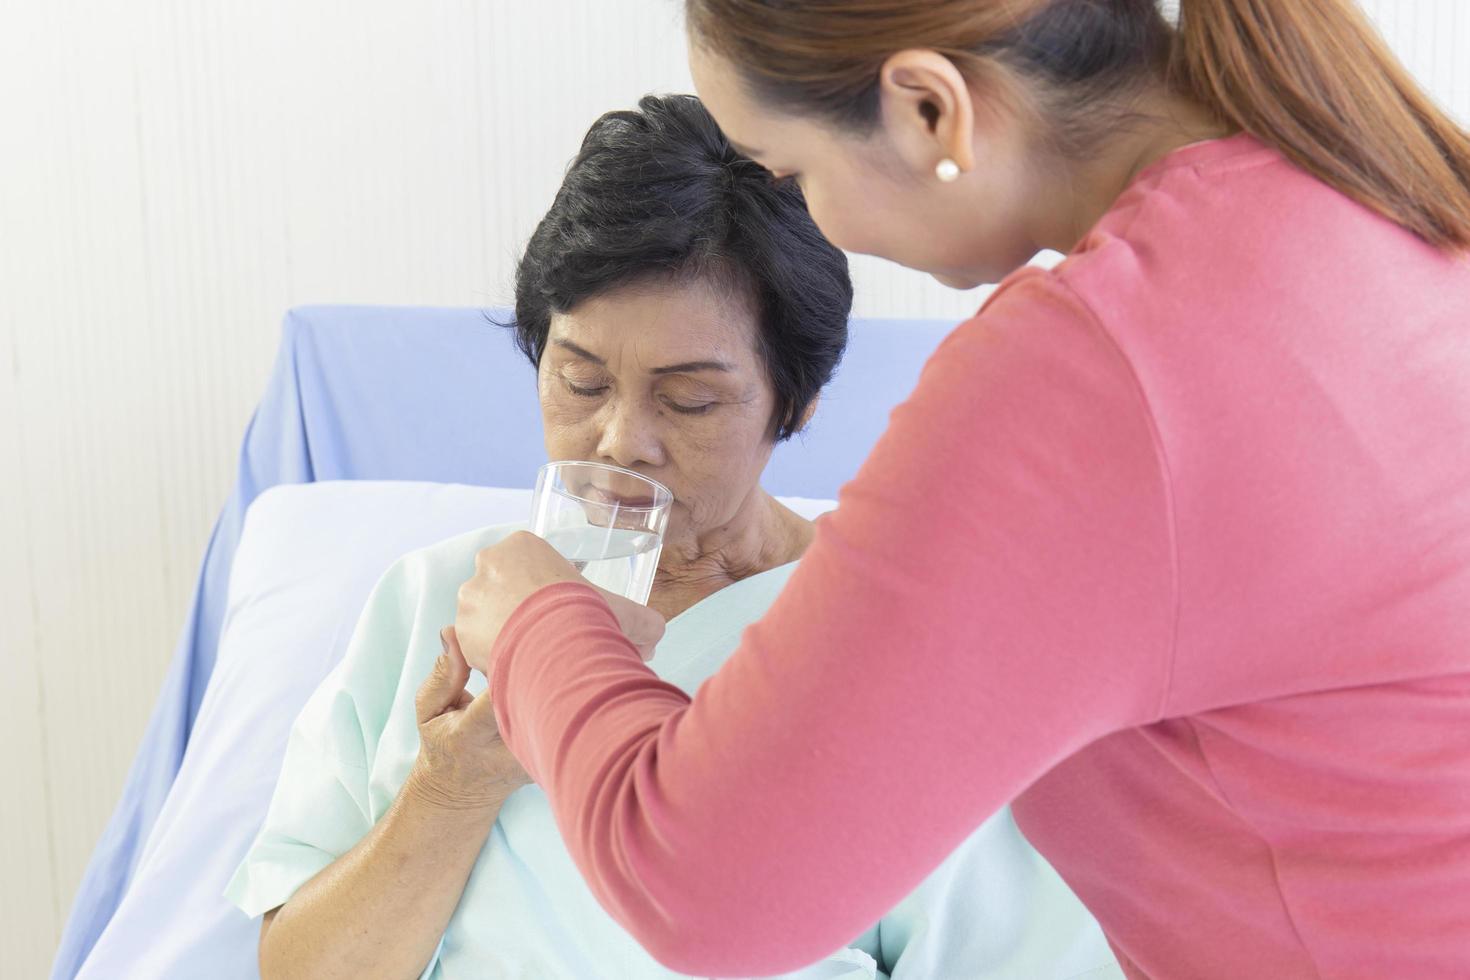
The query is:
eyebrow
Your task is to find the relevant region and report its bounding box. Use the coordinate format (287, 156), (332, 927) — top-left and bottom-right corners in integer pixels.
(651, 360), (734, 375)
(551, 338), (734, 375)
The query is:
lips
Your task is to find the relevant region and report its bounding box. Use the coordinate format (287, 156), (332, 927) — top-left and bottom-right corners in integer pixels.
(586, 485), (657, 508)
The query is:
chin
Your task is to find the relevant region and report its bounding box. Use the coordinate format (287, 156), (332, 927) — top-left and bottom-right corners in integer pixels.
(930, 271), (989, 290)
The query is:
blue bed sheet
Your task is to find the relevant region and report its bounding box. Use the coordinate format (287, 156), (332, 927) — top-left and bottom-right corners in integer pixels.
(52, 304), (958, 978)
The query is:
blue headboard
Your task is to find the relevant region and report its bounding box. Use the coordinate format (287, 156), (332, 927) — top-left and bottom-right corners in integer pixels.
(284, 304), (959, 498)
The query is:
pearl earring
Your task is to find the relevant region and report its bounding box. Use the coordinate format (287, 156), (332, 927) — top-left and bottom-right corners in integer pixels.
(935, 158), (960, 183)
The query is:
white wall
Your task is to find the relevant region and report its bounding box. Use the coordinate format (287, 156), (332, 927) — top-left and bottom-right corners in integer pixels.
(3, 2), (1467, 976)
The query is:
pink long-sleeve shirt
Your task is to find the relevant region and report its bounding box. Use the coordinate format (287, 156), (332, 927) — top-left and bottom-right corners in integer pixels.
(490, 134), (1470, 978)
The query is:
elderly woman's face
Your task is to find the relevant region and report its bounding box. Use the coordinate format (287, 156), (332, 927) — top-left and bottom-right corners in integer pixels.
(539, 277), (780, 542)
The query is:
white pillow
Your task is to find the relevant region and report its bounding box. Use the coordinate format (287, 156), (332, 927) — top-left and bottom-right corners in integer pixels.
(76, 480), (835, 978)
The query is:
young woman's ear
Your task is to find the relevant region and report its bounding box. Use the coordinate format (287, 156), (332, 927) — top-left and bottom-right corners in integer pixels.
(876, 49), (978, 180)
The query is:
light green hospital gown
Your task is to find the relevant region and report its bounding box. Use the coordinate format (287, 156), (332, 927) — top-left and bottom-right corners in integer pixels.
(226, 524), (1118, 980)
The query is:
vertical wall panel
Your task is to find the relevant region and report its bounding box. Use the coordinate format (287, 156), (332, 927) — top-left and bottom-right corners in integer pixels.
(0, 294), (58, 980)
(2, 3), (1466, 977)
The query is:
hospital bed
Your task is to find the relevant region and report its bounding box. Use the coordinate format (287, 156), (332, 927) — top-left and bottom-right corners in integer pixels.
(51, 304), (958, 978)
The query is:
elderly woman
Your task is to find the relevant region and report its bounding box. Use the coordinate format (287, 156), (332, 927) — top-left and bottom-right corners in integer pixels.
(227, 95), (1114, 979)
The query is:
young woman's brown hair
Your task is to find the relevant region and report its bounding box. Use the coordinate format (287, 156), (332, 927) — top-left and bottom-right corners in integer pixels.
(686, 0), (1470, 249)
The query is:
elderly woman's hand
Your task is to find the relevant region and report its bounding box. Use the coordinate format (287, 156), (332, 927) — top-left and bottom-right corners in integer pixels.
(260, 626), (525, 980)
(405, 626), (531, 810)
(454, 531), (667, 676)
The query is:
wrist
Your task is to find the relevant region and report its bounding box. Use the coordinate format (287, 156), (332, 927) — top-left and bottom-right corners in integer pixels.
(401, 765), (510, 825)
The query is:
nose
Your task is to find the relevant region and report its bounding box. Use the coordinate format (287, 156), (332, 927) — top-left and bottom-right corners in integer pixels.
(595, 396), (663, 471)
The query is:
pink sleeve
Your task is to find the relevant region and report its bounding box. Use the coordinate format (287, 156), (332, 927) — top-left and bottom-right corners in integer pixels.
(491, 271), (1178, 975)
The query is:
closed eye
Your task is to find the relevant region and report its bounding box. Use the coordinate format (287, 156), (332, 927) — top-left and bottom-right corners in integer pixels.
(566, 382), (607, 398)
(663, 398), (715, 416)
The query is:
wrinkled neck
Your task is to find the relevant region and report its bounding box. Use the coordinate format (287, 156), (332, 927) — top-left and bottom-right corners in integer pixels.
(649, 491), (814, 619)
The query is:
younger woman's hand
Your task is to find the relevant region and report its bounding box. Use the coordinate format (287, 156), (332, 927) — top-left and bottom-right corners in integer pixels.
(454, 530), (667, 675)
(405, 626), (531, 812)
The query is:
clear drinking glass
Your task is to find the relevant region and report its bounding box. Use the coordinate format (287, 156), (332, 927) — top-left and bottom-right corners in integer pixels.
(529, 461), (673, 605)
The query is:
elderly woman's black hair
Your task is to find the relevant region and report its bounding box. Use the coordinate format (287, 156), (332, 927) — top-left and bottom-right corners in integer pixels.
(509, 93), (852, 442)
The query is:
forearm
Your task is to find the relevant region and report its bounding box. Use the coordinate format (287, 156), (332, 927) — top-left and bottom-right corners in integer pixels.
(258, 772), (504, 980)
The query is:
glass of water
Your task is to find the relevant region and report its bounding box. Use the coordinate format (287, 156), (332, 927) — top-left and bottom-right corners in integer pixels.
(529, 461), (673, 605)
